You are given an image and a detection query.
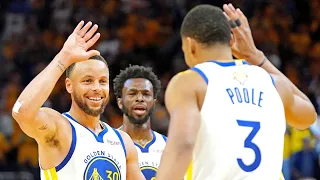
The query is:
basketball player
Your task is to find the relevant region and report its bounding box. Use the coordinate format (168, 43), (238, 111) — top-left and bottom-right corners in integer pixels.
(156, 4), (317, 180)
(113, 65), (167, 180)
(224, 4), (288, 180)
(11, 21), (145, 180)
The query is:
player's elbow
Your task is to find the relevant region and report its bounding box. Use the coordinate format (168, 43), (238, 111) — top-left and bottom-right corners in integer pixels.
(286, 99), (318, 130)
(288, 111), (317, 130)
(11, 102), (34, 123)
(299, 112), (317, 130)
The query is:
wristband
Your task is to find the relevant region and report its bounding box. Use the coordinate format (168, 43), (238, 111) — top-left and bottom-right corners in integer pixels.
(258, 57), (267, 67)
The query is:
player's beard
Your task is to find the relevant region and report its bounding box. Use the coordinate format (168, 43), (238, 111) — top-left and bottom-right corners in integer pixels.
(122, 104), (154, 125)
(73, 93), (109, 117)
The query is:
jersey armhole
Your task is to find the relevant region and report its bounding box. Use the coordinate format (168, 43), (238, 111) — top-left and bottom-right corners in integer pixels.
(56, 121), (77, 172)
(190, 67), (208, 84)
(113, 129), (127, 157)
(269, 73), (276, 88)
(162, 134), (167, 142)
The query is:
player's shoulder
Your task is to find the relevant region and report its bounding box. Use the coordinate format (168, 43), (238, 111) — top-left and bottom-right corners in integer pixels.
(41, 107), (66, 120)
(165, 69), (206, 109)
(109, 128), (131, 147)
(168, 69), (205, 89)
(41, 108), (70, 127)
(152, 130), (167, 143)
(173, 69), (194, 81)
(113, 129), (132, 155)
(114, 128), (130, 140)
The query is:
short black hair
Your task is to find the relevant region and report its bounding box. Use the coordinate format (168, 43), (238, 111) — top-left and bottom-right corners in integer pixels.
(65, 55), (108, 78)
(113, 65), (161, 99)
(180, 4), (231, 46)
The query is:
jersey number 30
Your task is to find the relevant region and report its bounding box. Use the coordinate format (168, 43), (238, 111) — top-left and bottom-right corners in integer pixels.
(236, 120), (261, 172)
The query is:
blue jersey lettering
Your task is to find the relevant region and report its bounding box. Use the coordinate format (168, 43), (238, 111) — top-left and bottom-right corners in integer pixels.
(226, 87), (263, 107)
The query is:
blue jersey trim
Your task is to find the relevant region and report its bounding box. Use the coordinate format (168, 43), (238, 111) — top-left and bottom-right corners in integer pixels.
(210, 60), (249, 67)
(269, 74), (276, 88)
(190, 67), (208, 84)
(135, 131), (156, 153)
(56, 121), (77, 172)
(113, 129), (127, 157)
(162, 134), (167, 142)
(63, 113), (108, 143)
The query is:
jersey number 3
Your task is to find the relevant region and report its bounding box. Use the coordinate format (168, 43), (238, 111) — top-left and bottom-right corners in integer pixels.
(236, 120), (261, 172)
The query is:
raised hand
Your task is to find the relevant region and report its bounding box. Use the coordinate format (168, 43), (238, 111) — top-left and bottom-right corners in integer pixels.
(61, 21), (101, 64)
(223, 4), (262, 65)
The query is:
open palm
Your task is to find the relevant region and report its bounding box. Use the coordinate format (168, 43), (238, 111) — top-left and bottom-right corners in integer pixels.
(62, 21), (101, 63)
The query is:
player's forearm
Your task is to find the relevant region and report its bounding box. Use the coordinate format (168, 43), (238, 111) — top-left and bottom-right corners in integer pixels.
(156, 141), (193, 180)
(12, 52), (71, 120)
(250, 50), (311, 102)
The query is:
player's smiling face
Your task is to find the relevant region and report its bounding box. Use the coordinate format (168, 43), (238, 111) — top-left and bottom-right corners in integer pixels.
(66, 60), (110, 117)
(118, 78), (156, 125)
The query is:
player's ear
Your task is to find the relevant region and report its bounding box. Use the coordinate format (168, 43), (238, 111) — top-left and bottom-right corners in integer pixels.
(65, 78), (73, 94)
(230, 32), (235, 47)
(117, 98), (123, 110)
(187, 37), (196, 55)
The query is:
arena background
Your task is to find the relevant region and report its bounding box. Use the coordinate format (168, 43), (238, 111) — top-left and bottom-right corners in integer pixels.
(0, 0), (319, 180)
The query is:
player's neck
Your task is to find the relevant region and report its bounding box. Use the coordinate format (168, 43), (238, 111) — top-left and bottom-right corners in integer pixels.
(197, 45), (234, 64)
(68, 103), (102, 134)
(121, 117), (153, 143)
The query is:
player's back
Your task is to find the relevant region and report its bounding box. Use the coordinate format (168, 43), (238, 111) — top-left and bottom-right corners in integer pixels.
(186, 60), (286, 180)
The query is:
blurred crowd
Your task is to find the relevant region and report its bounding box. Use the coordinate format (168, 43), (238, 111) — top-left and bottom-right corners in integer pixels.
(0, 0), (319, 180)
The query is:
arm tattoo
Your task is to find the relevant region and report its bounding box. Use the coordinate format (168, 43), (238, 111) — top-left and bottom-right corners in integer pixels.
(39, 124), (48, 130)
(57, 60), (66, 72)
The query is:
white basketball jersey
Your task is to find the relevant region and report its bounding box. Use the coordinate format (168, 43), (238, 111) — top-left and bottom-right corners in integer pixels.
(40, 112), (127, 180)
(135, 131), (167, 180)
(185, 60), (286, 180)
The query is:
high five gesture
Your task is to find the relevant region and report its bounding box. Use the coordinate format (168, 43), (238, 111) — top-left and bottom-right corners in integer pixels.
(61, 21), (101, 65)
(12, 21), (101, 144)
